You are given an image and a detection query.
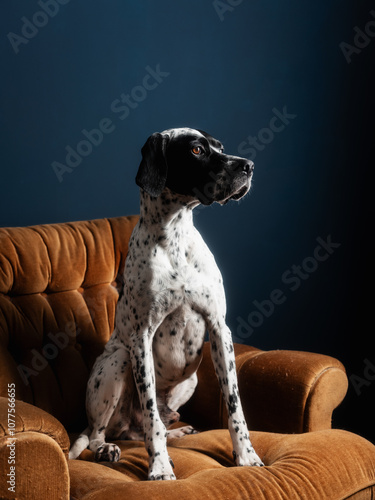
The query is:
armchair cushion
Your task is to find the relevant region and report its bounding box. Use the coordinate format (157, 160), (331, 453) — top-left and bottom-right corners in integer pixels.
(68, 429), (375, 499)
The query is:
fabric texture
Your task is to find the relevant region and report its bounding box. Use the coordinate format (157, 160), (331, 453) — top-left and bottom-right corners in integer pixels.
(0, 216), (374, 499)
(68, 429), (375, 500)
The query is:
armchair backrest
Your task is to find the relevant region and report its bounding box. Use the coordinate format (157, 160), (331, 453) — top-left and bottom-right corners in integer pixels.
(0, 216), (138, 432)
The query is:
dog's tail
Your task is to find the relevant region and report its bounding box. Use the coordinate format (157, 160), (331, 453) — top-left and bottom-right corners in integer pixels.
(69, 427), (90, 459)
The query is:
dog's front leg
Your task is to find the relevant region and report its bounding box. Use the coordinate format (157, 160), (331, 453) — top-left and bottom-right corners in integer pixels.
(208, 319), (264, 467)
(130, 332), (176, 480)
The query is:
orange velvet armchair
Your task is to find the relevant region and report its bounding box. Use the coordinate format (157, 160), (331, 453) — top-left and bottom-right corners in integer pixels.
(0, 216), (374, 499)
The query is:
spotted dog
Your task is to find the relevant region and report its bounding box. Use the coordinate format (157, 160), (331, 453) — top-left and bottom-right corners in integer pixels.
(69, 127), (264, 479)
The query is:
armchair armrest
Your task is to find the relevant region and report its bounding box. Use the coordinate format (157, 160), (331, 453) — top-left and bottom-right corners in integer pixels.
(0, 396), (70, 500)
(235, 347), (348, 433)
(180, 343), (348, 434)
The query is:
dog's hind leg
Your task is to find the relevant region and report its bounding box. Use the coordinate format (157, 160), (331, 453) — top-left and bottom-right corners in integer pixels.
(69, 427), (90, 459)
(167, 373), (198, 412)
(165, 373), (199, 440)
(86, 343), (130, 462)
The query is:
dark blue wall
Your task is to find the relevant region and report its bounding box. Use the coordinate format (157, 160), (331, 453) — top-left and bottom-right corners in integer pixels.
(1, 1), (373, 441)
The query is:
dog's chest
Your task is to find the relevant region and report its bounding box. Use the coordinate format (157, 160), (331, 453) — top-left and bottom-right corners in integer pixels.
(126, 221), (224, 309)
(152, 304), (206, 387)
(124, 220), (225, 386)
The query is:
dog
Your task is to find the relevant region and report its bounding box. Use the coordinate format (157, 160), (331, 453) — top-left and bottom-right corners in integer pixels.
(69, 127), (264, 480)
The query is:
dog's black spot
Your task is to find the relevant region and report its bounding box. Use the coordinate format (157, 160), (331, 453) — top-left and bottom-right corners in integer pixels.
(139, 383), (147, 393)
(228, 392), (238, 416)
(170, 329), (177, 336)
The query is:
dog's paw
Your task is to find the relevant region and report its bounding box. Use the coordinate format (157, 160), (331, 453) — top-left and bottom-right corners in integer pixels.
(167, 425), (198, 440)
(233, 447), (264, 467)
(148, 455), (176, 481)
(95, 443), (121, 462)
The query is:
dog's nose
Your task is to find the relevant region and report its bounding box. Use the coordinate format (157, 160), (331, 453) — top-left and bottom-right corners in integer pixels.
(243, 161), (254, 175)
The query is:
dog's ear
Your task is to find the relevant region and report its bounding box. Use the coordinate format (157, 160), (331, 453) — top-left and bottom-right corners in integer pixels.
(135, 132), (169, 197)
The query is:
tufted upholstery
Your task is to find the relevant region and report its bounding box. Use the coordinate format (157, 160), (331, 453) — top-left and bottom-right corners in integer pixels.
(0, 216), (374, 499)
(0, 216), (138, 431)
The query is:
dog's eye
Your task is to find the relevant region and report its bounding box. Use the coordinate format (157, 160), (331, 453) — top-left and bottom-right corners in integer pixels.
(192, 146), (203, 155)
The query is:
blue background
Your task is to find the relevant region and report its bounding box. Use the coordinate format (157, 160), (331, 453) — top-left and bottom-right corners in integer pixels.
(1, 1), (373, 441)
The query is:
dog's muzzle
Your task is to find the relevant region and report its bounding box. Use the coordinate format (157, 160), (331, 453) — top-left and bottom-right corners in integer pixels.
(217, 159), (254, 205)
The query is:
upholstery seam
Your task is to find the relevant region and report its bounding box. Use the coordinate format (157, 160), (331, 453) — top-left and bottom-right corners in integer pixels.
(65, 221), (89, 288)
(1, 231), (19, 295)
(28, 226), (53, 287)
(105, 217), (118, 282)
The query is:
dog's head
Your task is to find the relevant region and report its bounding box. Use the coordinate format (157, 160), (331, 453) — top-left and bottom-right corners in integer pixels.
(135, 127), (254, 205)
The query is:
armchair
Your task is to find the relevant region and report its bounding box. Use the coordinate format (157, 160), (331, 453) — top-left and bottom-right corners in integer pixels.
(0, 216), (374, 499)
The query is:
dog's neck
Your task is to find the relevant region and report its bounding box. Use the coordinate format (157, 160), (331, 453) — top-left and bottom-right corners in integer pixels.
(139, 188), (199, 237)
